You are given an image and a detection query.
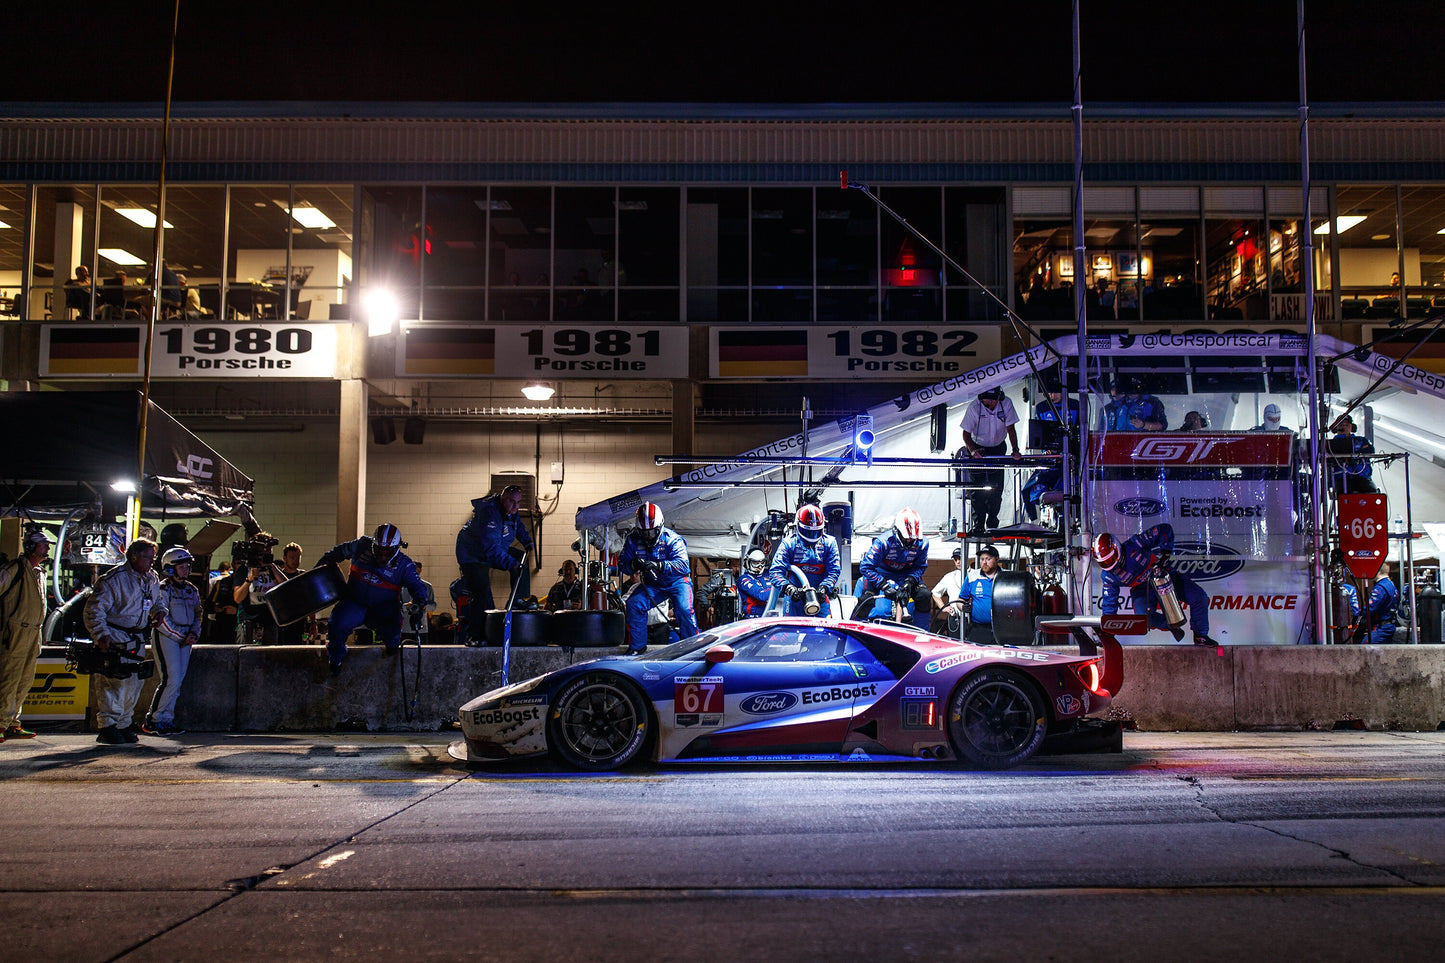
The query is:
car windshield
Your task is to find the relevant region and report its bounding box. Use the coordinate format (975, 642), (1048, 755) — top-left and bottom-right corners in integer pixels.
(639, 621), (758, 662)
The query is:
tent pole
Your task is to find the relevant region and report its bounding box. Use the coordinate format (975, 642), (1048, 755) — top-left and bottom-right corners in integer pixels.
(134, 0), (180, 540)
(1299, 0), (1327, 644)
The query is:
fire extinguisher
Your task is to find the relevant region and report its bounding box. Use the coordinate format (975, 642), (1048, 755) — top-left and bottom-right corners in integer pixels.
(1151, 562), (1187, 641)
(1041, 580), (1068, 615)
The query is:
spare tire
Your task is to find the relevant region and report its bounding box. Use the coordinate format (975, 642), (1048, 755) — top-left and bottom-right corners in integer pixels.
(482, 610), (550, 647)
(549, 610), (626, 647)
(990, 570), (1039, 646)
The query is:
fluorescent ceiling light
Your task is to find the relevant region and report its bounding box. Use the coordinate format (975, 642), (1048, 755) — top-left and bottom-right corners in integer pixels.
(1315, 215), (1366, 235)
(115, 208), (173, 229)
(100, 248), (146, 266)
(110, 479), (137, 493)
(521, 383), (556, 401)
(272, 199), (337, 229)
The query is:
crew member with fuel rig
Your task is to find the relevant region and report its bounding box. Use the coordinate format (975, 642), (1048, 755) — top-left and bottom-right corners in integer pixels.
(767, 504), (841, 617)
(858, 508), (931, 626)
(318, 524), (431, 676)
(1094, 524), (1217, 646)
(739, 550), (772, 618)
(617, 503), (698, 654)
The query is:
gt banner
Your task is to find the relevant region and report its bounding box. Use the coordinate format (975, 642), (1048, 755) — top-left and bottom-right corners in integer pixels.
(398, 323), (688, 378)
(1090, 431), (1307, 644)
(709, 326), (1002, 380)
(23, 658), (88, 721)
(40, 324), (337, 378)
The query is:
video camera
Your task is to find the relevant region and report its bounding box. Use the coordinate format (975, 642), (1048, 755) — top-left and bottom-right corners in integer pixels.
(231, 533), (279, 570)
(65, 637), (156, 680)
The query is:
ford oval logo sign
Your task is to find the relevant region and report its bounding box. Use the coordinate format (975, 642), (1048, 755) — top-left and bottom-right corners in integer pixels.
(1170, 541), (1245, 581)
(739, 692), (798, 714)
(1114, 497), (1166, 517)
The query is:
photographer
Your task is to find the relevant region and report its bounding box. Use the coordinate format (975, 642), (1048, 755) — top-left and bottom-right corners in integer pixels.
(230, 532), (281, 644)
(82, 539), (165, 745)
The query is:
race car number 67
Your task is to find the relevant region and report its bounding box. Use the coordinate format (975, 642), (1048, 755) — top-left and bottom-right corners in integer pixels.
(675, 681), (721, 713)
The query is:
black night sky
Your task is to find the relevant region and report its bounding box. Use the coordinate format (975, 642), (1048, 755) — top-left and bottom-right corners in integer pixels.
(6, 1), (1444, 106)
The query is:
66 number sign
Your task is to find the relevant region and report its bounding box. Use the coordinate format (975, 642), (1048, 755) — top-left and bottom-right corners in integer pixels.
(1338, 493), (1388, 579)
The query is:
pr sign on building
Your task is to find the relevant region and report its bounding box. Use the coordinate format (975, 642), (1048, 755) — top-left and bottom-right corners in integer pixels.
(709, 326), (1001, 379)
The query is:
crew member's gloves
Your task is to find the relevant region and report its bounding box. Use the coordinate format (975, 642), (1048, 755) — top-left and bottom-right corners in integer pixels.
(881, 580), (899, 596)
(819, 584), (835, 598)
(641, 560), (663, 582)
(507, 546), (526, 570)
(787, 584), (806, 599)
(902, 577), (920, 596)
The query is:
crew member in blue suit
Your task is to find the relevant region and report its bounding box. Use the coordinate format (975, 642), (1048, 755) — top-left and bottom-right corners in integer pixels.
(739, 550), (772, 618)
(1094, 523), (1215, 645)
(1360, 563), (1399, 644)
(455, 484), (535, 643)
(961, 544), (1003, 644)
(319, 523), (432, 675)
(1328, 416), (1377, 494)
(1104, 375), (1167, 431)
(858, 508), (931, 627)
(1022, 382), (1080, 521)
(767, 504), (841, 617)
(617, 503), (698, 654)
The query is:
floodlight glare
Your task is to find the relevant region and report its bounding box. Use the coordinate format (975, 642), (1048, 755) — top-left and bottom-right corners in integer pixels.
(364, 289), (399, 337)
(110, 479), (137, 493)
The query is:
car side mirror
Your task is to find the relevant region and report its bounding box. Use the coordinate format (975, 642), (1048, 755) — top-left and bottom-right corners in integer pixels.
(704, 644), (735, 664)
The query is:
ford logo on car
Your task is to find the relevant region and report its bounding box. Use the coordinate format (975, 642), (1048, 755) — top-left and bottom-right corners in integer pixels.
(1114, 497), (1166, 517)
(1170, 541), (1245, 581)
(739, 692), (798, 714)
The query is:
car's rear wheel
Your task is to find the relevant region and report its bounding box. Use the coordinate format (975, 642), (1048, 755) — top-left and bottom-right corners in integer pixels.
(947, 668), (1047, 769)
(547, 673), (651, 770)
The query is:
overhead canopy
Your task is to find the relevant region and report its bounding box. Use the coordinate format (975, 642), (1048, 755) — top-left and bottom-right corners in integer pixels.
(577, 333), (1445, 557)
(0, 390), (253, 519)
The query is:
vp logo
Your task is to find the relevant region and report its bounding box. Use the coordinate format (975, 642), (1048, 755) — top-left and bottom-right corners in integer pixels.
(177, 454), (214, 480)
(30, 672), (78, 695)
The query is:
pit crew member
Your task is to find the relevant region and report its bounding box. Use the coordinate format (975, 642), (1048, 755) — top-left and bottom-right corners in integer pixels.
(319, 524), (432, 675)
(455, 484), (534, 642)
(617, 503), (698, 654)
(142, 547), (203, 736)
(739, 550), (772, 618)
(1094, 523), (1216, 646)
(83, 538), (166, 745)
(767, 504), (841, 617)
(858, 508), (931, 627)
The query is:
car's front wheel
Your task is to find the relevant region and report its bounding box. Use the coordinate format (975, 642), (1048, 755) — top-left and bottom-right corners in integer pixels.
(547, 673), (651, 770)
(947, 668), (1047, 769)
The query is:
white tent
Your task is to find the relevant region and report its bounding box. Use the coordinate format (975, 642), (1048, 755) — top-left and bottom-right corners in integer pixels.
(576, 333), (1445, 559)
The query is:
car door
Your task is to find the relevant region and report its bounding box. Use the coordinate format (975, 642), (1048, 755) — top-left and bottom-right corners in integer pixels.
(661, 623), (863, 761)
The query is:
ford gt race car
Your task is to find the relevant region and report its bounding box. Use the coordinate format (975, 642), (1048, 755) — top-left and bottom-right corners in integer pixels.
(451, 617), (1123, 771)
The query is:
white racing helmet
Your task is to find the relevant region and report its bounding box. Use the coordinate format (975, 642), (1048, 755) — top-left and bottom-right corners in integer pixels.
(745, 549), (767, 575)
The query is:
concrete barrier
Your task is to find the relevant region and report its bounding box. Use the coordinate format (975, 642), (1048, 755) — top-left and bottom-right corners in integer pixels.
(49, 643), (1445, 734)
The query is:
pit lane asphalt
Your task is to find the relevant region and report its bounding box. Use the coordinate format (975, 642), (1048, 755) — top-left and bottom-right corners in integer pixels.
(2, 731), (1443, 962)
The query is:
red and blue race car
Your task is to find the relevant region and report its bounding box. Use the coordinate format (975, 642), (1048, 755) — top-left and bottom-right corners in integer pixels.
(452, 616), (1122, 771)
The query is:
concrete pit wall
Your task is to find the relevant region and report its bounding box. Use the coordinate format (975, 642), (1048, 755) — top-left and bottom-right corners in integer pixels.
(46, 644), (1445, 735)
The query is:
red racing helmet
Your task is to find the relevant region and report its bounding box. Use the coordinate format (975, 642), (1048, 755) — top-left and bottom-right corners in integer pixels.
(1092, 532), (1120, 570)
(796, 504), (826, 543)
(894, 508), (923, 549)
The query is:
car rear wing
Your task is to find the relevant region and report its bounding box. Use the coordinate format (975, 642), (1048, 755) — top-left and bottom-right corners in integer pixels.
(1036, 615), (1127, 698)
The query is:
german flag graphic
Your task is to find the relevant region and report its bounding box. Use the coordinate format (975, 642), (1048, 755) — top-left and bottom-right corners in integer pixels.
(716, 329), (808, 377)
(403, 326), (495, 375)
(45, 326), (142, 375)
